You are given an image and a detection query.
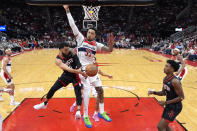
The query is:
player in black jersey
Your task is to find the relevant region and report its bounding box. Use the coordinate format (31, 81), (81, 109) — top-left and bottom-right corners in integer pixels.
(148, 60), (184, 131)
(33, 42), (87, 119)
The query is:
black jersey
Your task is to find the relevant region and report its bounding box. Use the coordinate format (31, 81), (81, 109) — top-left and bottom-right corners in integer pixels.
(163, 75), (181, 103)
(162, 75), (183, 121)
(56, 50), (81, 76)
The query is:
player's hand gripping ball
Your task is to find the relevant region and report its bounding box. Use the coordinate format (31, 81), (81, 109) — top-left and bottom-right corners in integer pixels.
(85, 64), (98, 77)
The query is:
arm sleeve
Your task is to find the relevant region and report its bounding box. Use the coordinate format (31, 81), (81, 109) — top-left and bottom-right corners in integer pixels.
(67, 12), (84, 46)
(73, 54), (82, 69)
(96, 42), (105, 51)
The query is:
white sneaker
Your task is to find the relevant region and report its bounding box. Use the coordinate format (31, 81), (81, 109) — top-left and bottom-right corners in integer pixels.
(33, 102), (47, 110)
(75, 111), (81, 119)
(10, 101), (20, 106)
(0, 96), (3, 101)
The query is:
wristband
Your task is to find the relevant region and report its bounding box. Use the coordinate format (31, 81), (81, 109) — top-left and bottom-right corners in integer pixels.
(81, 68), (85, 72)
(81, 66), (86, 72)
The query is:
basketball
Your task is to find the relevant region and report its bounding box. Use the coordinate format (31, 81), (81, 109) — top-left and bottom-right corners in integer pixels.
(85, 64), (98, 77)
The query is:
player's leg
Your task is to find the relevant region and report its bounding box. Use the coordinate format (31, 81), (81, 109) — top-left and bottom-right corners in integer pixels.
(33, 76), (67, 110)
(91, 75), (112, 122)
(1, 71), (19, 105)
(0, 71), (7, 101)
(0, 87), (12, 101)
(160, 103), (182, 131)
(79, 74), (92, 128)
(70, 101), (77, 113)
(44, 79), (66, 104)
(70, 87), (83, 113)
(73, 82), (83, 119)
(91, 85), (99, 121)
(70, 74), (82, 114)
(95, 86), (112, 122)
(159, 107), (172, 131)
(7, 83), (20, 106)
(157, 119), (171, 131)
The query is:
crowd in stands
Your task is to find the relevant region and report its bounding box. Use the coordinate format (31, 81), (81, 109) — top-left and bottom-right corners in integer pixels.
(0, 0), (197, 61)
(152, 34), (197, 61)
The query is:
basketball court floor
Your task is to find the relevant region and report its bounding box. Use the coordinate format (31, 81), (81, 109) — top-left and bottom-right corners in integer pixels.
(1, 49), (197, 130)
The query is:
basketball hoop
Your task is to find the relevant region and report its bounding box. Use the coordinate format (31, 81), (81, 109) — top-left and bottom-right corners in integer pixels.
(82, 5), (100, 29)
(82, 5), (101, 21)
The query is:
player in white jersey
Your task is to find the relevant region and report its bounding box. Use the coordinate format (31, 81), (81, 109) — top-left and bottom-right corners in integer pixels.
(172, 48), (188, 81)
(64, 5), (114, 128)
(70, 57), (113, 122)
(0, 48), (19, 105)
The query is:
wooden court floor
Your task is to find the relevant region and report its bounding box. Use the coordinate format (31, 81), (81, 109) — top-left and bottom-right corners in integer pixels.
(0, 49), (197, 130)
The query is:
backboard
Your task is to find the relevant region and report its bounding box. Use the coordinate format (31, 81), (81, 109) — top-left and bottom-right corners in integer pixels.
(26, 0), (156, 6)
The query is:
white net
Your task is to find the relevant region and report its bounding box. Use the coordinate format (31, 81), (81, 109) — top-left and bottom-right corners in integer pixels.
(82, 5), (101, 21)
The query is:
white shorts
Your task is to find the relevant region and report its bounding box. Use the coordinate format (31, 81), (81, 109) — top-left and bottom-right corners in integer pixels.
(79, 73), (102, 98)
(90, 84), (97, 98)
(0, 70), (13, 85)
(89, 74), (102, 87)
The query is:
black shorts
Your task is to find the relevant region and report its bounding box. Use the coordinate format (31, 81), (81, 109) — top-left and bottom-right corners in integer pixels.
(58, 72), (81, 87)
(162, 102), (182, 122)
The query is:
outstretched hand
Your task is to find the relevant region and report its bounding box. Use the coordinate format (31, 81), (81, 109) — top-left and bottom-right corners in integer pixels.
(108, 33), (114, 46)
(107, 75), (113, 79)
(63, 5), (69, 12)
(77, 68), (88, 78)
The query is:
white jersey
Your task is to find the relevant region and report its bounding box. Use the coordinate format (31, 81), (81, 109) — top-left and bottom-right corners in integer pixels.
(175, 56), (186, 70)
(1, 56), (11, 73)
(175, 56), (188, 81)
(0, 56), (13, 85)
(67, 12), (104, 66)
(77, 37), (104, 66)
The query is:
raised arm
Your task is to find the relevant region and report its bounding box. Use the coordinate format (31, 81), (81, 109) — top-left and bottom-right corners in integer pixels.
(63, 5), (84, 44)
(176, 54), (185, 75)
(100, 33), (114, 52)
